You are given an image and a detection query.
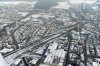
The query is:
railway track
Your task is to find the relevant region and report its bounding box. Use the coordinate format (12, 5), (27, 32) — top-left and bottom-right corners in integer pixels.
(3, 22), (79, 66)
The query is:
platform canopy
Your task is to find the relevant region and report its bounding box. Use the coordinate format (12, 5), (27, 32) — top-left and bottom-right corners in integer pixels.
(0, 53), (8, 66)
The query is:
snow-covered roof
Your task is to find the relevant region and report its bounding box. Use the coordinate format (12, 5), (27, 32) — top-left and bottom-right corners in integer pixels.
(44, 53), (54, 64)
(0, 48), (13, 53)
(48, 42), (58, 53)
(13, 59), (21, 65)
(40, 64), (50, 66)
(0, 53), (8, 66)
(0, 24), (7, 29)
(18, 12), (28, 16)
(31, 14), (41, 18)
(31, 58), (39, 64)
(92, 62), (98, 66)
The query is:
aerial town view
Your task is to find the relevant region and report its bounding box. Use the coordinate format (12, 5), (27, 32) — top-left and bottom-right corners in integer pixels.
(0, 0), (100, 66)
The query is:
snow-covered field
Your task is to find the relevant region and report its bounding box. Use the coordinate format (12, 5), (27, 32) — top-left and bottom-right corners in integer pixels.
(70, 0), (96, 4)
(53, 0), (96, 9)
(53, 2), (70, 9)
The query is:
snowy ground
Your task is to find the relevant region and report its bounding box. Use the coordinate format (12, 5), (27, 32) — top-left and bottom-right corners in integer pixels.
(70, 0), (96, 4)
(0, 1), (37, 5)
